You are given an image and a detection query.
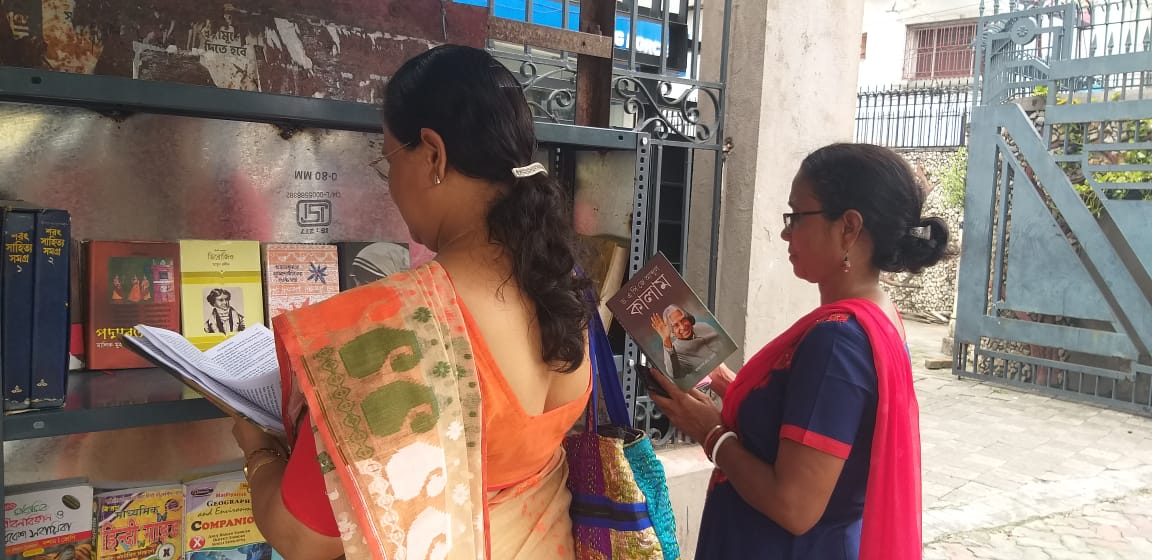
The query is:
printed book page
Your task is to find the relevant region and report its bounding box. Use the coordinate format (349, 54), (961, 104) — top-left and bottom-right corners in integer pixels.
(122, 325), (283, 434)
(202, 326), (281, 414)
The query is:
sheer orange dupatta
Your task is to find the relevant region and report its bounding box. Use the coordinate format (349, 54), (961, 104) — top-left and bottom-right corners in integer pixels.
(273, 263), (490, 560)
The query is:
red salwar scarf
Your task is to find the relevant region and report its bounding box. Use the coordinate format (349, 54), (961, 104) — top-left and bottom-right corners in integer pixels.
(721, 298), (923, 560)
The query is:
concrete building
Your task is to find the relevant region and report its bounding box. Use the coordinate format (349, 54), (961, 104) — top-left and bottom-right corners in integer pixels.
(858, 0), (981, 88)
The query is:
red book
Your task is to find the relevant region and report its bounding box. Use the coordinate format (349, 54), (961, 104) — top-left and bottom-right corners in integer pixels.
(85, 241), (181, 370)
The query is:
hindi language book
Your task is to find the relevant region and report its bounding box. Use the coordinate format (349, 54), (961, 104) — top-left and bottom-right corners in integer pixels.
(606, 253), (737, 391)
(93, 484), (183, 560)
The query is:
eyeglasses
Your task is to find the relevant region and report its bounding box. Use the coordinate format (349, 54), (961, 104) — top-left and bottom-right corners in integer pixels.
(368, 142), (412, 182)
(782, 210), (825, 230)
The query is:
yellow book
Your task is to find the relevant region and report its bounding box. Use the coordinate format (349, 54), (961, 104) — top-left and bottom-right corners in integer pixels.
(183, 472), (283, 560)
(179, 240), (264, 350)
(93, 484), (183, 560)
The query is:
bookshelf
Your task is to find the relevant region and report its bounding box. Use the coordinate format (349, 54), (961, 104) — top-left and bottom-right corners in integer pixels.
(2, 370), (226, 441)
(0, 66), (652, 512)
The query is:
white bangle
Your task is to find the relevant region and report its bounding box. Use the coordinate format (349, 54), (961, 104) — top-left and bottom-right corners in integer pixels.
(710, 431), (738, 466)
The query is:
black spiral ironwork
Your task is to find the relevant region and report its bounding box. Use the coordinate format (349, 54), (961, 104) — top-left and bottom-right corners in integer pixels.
(490, 51), (722, 146)
(610, 75), (720, 144)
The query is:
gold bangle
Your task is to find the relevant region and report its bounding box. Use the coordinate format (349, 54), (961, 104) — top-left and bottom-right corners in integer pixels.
(244, 456), (287, 482)
(245, 447), (285, 462)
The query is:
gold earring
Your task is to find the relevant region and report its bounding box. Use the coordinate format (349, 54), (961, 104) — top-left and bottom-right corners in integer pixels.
(434, 175), (441, 185)
(841, 254), (851, 272)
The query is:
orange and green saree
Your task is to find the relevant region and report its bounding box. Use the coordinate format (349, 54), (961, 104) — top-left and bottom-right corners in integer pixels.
(273, 262), (578, 560)
(275, 263), (488, 559)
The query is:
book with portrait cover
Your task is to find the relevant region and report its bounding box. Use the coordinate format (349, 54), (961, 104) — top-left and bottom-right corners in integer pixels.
(334, 241), (410, 291)
(262, 243), (340, 326)
(85, 241), (182, 370)
(606, 253), (737, 391)
(179, 240), (264, 351)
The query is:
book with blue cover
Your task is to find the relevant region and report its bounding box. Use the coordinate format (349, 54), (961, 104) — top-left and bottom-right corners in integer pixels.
(1, 207), (36, 411)
(29, 208), (71, 408)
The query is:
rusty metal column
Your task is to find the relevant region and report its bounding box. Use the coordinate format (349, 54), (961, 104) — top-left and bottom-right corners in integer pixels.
(575, 0), (614, 127)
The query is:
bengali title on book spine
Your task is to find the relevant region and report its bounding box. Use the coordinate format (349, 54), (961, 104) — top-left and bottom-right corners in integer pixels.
(2, 209), (36, 410)
(29, 209), (71, 407)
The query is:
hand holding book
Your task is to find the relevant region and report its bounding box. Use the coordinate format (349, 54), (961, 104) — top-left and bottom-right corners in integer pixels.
(122, 324), (284, 435)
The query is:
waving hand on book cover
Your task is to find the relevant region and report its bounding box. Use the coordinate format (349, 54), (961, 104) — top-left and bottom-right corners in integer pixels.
(652, 304), (726, 382)
(608, 253), (737, 391)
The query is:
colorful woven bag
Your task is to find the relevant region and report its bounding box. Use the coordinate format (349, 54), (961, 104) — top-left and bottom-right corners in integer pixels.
(563, 306), (681, 559)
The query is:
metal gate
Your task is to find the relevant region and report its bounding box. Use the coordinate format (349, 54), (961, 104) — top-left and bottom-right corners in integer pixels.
(954, 0), (1152, 415)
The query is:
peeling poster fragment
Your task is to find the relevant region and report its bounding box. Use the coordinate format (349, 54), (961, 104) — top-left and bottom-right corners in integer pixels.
(0, 0), (487, 103)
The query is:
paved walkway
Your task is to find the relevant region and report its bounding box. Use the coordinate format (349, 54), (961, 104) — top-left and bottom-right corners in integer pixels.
(907, 320), (1152, 559)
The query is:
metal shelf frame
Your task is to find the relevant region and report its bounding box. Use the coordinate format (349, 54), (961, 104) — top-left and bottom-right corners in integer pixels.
(4, 398), (226, 441)
(0, 65), (651, 446)
(0, 67), (642, 151)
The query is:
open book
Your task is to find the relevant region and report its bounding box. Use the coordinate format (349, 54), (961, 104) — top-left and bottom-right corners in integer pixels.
(606, 253), (738, 392)
(121, 325), (284, 435)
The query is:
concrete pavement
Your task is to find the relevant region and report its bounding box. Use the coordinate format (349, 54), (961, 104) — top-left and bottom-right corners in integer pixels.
(909, 320), (1152, 560)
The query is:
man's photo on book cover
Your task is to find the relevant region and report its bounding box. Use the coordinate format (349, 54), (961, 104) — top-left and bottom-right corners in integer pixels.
(202, 287), (246, 334)
(608, 253), (737, 391)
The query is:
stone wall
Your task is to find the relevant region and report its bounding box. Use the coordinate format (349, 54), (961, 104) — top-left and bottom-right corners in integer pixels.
(881, 148), (964, 323)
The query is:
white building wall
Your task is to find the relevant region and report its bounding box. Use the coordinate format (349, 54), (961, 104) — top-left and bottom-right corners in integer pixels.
(858, 0), (981, 88)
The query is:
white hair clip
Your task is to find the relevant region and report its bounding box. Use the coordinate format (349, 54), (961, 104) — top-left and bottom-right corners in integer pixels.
(511, 162), (548, 178)
(908, 226), (932, 240)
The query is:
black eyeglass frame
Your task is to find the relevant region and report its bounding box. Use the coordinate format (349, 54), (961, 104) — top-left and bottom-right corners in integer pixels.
(781, 210), (827, 230)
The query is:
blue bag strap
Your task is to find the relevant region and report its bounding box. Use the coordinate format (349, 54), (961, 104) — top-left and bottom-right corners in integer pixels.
(581, 275), (632, 429)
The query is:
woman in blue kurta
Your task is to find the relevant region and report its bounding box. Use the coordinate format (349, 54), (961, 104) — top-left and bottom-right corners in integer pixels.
(649, 143), (949, 559)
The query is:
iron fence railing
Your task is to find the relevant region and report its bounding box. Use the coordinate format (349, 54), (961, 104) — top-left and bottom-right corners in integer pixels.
(855, 82), (972, 148)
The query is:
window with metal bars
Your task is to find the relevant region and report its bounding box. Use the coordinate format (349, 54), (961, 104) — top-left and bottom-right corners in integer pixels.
(903, 21), (977, 80)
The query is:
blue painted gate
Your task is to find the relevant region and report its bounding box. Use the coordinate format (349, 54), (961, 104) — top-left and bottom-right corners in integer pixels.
(954, 1), (1152, 415)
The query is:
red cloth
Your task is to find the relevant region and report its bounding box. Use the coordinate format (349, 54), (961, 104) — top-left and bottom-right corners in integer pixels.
(280, 414), (340, 538)
(721, 298), (922, 560)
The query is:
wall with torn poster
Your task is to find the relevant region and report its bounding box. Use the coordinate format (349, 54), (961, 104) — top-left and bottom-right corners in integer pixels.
(0, 0), (487, 102)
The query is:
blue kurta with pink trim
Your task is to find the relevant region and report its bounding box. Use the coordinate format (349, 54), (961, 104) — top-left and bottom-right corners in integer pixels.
(696, 316), (879, 559)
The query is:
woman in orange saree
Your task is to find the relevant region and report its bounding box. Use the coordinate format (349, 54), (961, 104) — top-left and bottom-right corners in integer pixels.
(230, 45), (593, 560)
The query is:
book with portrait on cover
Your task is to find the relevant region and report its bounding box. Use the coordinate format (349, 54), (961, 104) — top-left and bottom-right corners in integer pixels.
(606, 253), (737, 391)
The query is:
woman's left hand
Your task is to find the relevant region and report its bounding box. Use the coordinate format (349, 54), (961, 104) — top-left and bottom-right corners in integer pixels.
(646, 368), (724, 443)
(231, 416), (284, 457)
